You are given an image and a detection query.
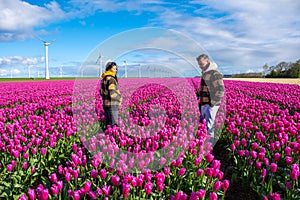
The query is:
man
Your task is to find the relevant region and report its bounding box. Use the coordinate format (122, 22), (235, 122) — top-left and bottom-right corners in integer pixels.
(196, 54), (224, 145)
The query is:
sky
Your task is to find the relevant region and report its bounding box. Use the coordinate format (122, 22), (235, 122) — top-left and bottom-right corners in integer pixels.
(0, 0), (299, 78)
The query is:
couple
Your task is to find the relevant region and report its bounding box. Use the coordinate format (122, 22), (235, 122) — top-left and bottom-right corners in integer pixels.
(100, 54), (224, 145)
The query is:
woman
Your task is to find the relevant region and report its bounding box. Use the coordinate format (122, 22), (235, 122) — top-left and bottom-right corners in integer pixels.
(100, 61), (122, 127)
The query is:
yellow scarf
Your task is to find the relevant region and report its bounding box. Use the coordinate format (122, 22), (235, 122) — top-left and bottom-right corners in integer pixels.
(101, 71), (115, 79)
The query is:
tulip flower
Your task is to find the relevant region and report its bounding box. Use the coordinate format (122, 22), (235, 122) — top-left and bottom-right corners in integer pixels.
(100, 169), (107, 179)
(102, 185), (111, 196)
(7, 164), (13, 172)
(197, 169), (204, 177)
(213, 181), (221, 191)
(197, 189), (206, 199)
(111, 175), (120, 186)
(83, 181), (92, 192)
(274, 153), (281, 162)
(144, 182), (153, 195)
(178, 168), (186, 176)
(28, 188), (36, 200)
(90, 169), (98, 179)
(270, 163), (278, 173)
(209, 192), (218, 200)
(18, 194), (27, 200)
(40, 147), (46, 155)
(51, 184), (60, 195)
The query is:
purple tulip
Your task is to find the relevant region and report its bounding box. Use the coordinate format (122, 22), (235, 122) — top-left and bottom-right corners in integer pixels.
(197, 189), (206, 199)
(178, 168), (186, 176)
(28, 188), (36, 200)
(197, 169), (204, 177)
(144, 182), (153, 195)
(51, 184), (60, 195)
(213, 181), (222, 191)
(111, 175), (120, 186)
(90, 169), (98, 179)
(102, 185), (111, 196)
(18, 194), (27, 200)
(122, 183), (131, 198)
(72, 190), (80, 200)
(40, 147), (46, 155)
(209, 192), (218, 200)
(270, 163), (278, 173)
(7, 164), (13, 172)
(83, 181), (92, 192)
(100, 169), (107, 179)
(274, 153), (281, 162)
(205, 153), (214, 163)
(88, 191), (97, 199)
(49, 173), (58, 183)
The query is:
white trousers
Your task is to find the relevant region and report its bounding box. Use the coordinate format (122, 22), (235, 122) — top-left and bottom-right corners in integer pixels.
(200, 104), (220, 139)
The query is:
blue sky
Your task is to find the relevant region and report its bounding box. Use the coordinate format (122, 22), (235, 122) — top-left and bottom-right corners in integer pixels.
(0, 0), (299, 78)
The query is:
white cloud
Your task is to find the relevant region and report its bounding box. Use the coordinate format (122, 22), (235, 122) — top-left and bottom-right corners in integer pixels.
(0, 0), (66, 41)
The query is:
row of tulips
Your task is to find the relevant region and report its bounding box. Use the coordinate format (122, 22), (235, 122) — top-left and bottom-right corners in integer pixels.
(1, 79), (228, 200)
(221, 80), (300, 199)
(227, 80), (300, 112)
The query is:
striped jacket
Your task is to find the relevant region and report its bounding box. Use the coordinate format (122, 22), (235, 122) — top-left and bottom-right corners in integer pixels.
(100, 71), (122, 108)
(198, 62), (224, 107)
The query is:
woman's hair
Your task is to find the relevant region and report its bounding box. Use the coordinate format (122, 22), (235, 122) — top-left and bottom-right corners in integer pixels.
(105, 61), (118, 82)
(105, 61), (117, 71)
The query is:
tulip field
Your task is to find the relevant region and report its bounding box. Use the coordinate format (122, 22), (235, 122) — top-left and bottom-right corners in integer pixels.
(0, 78), (299, 200)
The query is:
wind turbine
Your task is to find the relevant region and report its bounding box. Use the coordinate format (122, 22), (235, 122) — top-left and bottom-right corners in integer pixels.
(59, 65), (64, 77)
(123, 60), (127, 78)
(96, 53), (103, 77)
(38, 38), (56, 79)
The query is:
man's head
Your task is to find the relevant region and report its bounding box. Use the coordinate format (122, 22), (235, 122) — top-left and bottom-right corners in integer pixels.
(196, 54), (210, 71)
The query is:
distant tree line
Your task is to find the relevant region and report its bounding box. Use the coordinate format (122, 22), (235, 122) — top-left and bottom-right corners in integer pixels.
(264, 59), (300, 78)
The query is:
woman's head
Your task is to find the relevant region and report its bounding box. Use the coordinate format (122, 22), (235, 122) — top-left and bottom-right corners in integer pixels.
(105, 61), (118, 75)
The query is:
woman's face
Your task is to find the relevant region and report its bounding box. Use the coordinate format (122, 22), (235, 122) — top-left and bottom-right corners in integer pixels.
(109, 65), (118, 75)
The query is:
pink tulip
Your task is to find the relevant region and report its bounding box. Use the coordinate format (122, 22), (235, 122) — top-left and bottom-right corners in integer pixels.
(49, 173), (58, 183)
(270, 163), (278, 173)
(209, 192), (218, 200)
(197, 169), (204, 177)
(286, 156), (293, 165)
(274, 153), (281, 162)
(290, 164), (299, 180)
(88, 191), (97, 199)
(164, 167), (170, 175)
(40, 148), (46, 155)
(122, 183), (130, 198)
(197, 189), (206, 199)
(205, 153), (214, 163)
(100, 169), (107, 179)
(28, 188), (36, 200)
(83, 181), (92, 192)
(111, 175), (120, 186)
(7, 164), (13, 172)
(144, 182), (153, 195)
(51, 184), (59, 195)
(221, 180), (230, 191)
(178, 168), (186, 176)
(72, 190), (80, 200)
(102, 185), (111, 196)
(213, 181), (221, 191)
(90, 169), (98, 179)
(18, 194), (27, 200)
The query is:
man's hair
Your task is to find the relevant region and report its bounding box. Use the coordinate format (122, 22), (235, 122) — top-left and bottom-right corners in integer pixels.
(196, 54), (209, 61)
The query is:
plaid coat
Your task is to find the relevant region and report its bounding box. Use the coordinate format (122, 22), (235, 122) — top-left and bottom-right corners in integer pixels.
(100, 71), (122, 108)
(198, 62), (224, 107)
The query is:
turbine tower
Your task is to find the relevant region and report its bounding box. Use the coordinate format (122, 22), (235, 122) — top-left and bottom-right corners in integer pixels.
(39, 38), (56, 79)
(96, 53), (103, 77)
(123, 60), (127, 78)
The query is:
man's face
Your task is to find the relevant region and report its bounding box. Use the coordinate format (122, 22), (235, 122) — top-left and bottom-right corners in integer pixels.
(197, 58), (209, 70)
